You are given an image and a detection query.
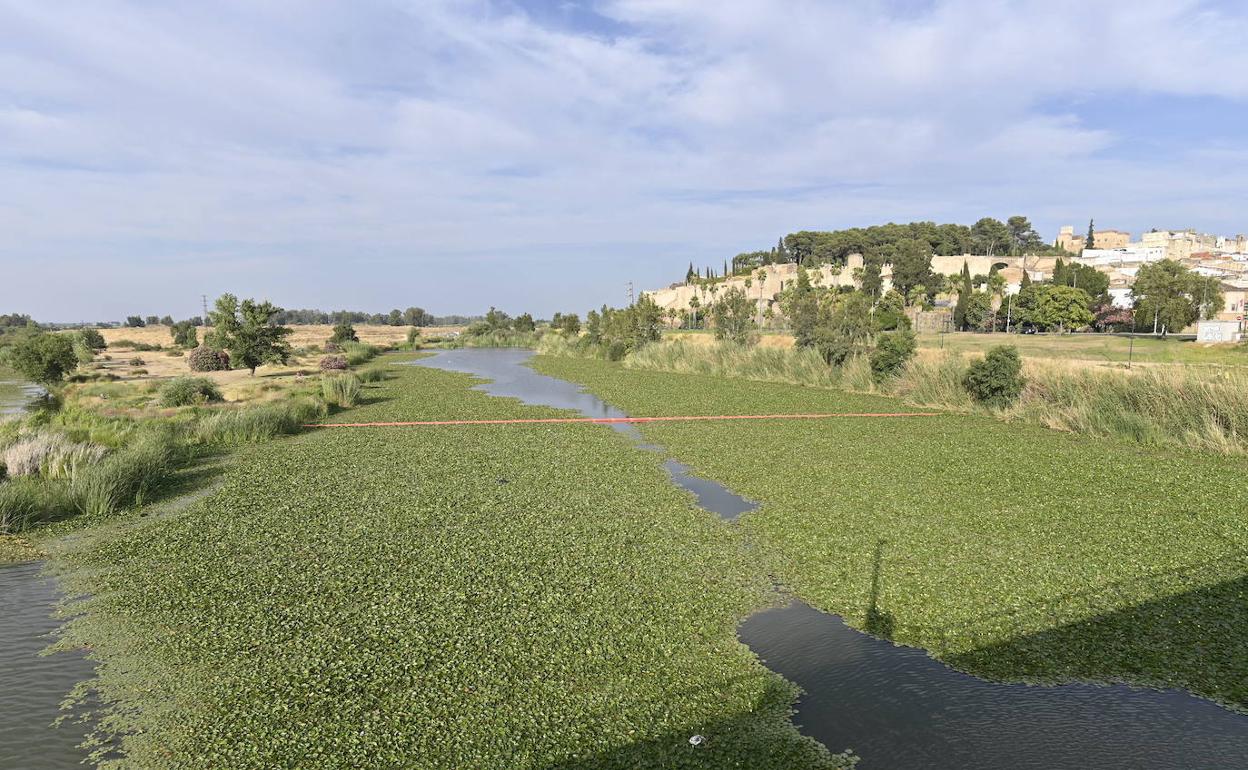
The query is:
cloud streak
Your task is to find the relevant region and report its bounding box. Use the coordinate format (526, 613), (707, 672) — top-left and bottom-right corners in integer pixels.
(1, 0), (1246, 320)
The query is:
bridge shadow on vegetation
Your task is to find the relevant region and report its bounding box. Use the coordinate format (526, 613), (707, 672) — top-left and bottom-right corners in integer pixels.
(941, 555), (1248, 711)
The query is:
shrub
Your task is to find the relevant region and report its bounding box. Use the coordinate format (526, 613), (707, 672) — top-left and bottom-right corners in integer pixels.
(131, 369), (148, 376)
(188, 346), (230, 372)
(358, 367), (387, 383)
(321, 373), (362, 407)
(72, 336), (96, 366)
(406, 327), (421, 347)
(166, 349), (184, 357)
(128, 357), (146, 366)
(328, 321), (358, 345)
(963, 345), (1025, 408)
(869, 330), (917, 383)
(159, 377), (224, 407)
(169, 320), (199, 348)
(78, 328), (107, 350)
(323, 341), (341, 353)
(319, 355), (348, 371)
(5, 332), (79, 385)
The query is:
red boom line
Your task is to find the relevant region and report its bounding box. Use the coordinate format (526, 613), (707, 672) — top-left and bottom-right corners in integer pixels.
(305, 412), (940, 428)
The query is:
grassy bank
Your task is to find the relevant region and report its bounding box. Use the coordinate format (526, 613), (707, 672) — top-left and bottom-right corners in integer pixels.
(610, 339), (1248, 455)
(50, 360), (852, 769)
(531, 355), (1248, 712)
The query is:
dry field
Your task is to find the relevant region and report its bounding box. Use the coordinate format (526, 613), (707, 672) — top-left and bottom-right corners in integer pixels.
(98, 324), (461, 350)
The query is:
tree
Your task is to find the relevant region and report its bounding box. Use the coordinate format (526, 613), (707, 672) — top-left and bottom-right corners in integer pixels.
(159, 315), (174, 326)
(1006, 215), (1042, 254)
(170, 320), (199, 348)
(125, 316), (146, 328)
(1016, 284), (1093, 332)
(812, 293), (874, 366)
(145, 315), (160, 326)
(890, 238), (933, 298)
(484, 306), (511, 331)
(387, 309), (403, 326)
(1054, 262), (1109, 301)
(3, 332), (78, 385)
(709, 287), (756, 345)
(206, 294), (292, 375)
(953, 261), (973, 330)
(1020, 270), (1032, 289)
(557, 313), (581, 335)
(971, 217), (1011, 256)
(78, 328), (106, 350)
(874, 290), (909, 331)
(1131, 259), (1223, 335)
(1086, 219), (1096, 249)
(859, 258), (883, 298)
(403, 307), (432, 327)
(963, 292), (995, 331)
(780, 267), (820, 347)
(329, 321), (358, 344)
(513, 313), (536, 332)
(686, 262), (696, 284)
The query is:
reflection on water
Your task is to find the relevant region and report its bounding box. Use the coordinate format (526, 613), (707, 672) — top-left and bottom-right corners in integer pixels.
(416, 348), (1248, 770)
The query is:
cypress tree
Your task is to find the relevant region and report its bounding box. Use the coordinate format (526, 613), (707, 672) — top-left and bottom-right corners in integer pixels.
(686, 262), (695, 284)
(953, 261), (972, 330)
(1085, 219), (1095, 249)
(1053, 257), (1066, 286)
(1020, 270), (1032, 288)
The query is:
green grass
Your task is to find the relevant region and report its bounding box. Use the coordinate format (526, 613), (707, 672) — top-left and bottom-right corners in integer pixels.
(530, 355), (1248, 712)
(919, 331), (1248, 367)
(52, 362), (851, 769)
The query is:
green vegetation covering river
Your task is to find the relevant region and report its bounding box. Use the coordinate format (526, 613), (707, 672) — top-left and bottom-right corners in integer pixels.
(48, 358), (848, 769)
(530, 356), (1248, 712)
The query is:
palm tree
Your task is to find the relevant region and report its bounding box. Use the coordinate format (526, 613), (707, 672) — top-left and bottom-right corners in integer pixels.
(754, 269), (768, 324)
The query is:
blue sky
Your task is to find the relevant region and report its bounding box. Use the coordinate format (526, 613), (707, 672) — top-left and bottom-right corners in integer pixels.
(3, 0), (1248, 321)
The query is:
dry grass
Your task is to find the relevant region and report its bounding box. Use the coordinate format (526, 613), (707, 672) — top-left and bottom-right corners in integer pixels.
(99, 324), (462, 351)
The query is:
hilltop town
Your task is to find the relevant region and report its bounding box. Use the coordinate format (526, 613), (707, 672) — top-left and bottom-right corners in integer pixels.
(645, 221), (1247, 338)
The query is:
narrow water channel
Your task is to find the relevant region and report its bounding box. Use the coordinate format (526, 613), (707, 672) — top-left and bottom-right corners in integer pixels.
(0, 563), (96, 769)
(414, 348), (1248, 770)
(0, 378), (45, 416)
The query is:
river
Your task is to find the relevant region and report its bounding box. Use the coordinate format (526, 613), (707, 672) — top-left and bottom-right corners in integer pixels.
(414, 348), (1248, 769)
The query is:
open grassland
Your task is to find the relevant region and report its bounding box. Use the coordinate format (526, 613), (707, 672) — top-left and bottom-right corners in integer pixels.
(531, 356), (1248, 711)
(98, 324), (459, 351)
(665, 329), (1247, 369)
(50, 361), (850, 769)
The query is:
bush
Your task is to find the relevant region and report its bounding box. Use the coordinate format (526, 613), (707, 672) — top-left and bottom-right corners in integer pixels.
(78, 328), (107, 350)
(406, 327), (421, 347)
(2, 433), (108, 479)
(869, 330), (917, 383)
(188, 346), (230, 372)
(328, 321), (358, 345)
(169, 320), (199, 348)
(358, 367), (387, 383)
(159, 377), (224, 407)
(321, 373), (362, 407)
(323, 341), (341, 353)
(5, 332), (79, 385)
(319, 355), (348, 371)
(341, 342), (380, 366)
(166, 349), (184, 357)
(128, 357), (146, 366)
(963, 345), (1025, 408)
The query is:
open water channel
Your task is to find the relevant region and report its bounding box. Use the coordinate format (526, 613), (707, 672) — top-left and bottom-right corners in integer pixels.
(3, 352), (1248, 767)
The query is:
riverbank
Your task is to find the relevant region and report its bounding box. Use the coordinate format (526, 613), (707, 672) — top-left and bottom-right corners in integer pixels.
(45, 356), (850, 769)
(530, 355), (1248, 713)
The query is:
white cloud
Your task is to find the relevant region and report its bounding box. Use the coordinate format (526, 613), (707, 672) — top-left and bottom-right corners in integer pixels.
(0, 0), (1247, 319)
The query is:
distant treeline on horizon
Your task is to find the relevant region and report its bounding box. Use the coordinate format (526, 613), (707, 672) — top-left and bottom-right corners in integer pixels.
(0, 309), (481, 330)
(687, 216), (1072, 281)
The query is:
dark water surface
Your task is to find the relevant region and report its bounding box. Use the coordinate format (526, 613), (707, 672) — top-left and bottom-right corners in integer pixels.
(0, 562), (95, 770)
(415, 348), (1248, 770)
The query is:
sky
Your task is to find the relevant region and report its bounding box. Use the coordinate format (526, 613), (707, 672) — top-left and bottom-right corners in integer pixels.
(3, 0), (1248, 321)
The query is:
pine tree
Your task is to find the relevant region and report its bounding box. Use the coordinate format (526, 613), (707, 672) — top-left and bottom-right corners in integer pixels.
(1085, 219), (1095, 249)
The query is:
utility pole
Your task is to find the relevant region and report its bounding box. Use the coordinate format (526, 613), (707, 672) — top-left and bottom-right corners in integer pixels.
(201, 294), (209, 321)
(1005, 293), (1013, 333)
(626, 281), (634, 306)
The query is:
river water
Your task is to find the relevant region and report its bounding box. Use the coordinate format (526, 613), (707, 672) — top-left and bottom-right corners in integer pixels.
(0, 563), (96, 769)
(0, 378), (45, 417)
(415, 348), (1248, 770)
